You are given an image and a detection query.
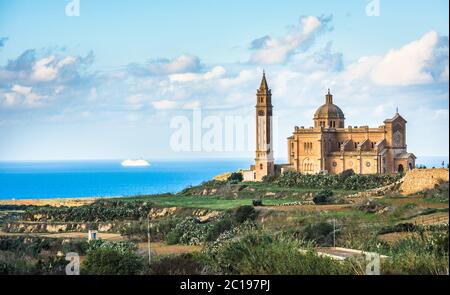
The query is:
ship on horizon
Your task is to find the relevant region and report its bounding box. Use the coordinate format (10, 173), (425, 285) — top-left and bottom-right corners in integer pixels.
(121, 159), (150, 167)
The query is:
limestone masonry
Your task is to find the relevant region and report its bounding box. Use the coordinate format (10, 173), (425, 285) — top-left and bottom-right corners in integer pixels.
(243, 72), (416, 181)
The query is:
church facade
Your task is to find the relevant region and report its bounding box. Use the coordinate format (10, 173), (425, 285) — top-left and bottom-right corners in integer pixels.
(243, 72), (416, 182)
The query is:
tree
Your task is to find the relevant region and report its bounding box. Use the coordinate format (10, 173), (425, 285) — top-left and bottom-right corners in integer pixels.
(313, 189), (334, 204)
(228, 172), (243, 183)
(81, 248), (144, 275)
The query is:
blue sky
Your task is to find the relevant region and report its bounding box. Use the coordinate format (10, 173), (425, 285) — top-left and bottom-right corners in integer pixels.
(0, 0), (448, 161)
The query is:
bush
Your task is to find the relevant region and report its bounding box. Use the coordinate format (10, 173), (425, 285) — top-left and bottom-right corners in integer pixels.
(262, 174), (278, 183)
(81, 248), (144, 275)
(232, 206), (257, 224)
(205, 233), (354, 275)
(0, 252), (35, 275)
(165, 217), (211, 245)
(275, 171), (401, 191)
(228, 172), (243, 183)
(86, 239), (138, 254)
(252, 199), (263, 206)
(381, 232), (449, 274)
(301, 222), (335, 246)
(23, 200), (154, 222)
(339, 169), (355, 180)
(149, 253), (205, 275)
(120, 217), (180, 242)
(313, 189), (334, 204)
(205, 215), (234, 242)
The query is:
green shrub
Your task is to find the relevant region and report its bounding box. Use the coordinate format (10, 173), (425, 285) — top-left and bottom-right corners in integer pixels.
(205, 233), (354, 275)
(86, 239), (138, 254)
(339, 169), (355, 180)
(81, 248), (144, 275)
(252, 199), (263, 206)
(0, 252), (35, 275)
(228, 172), (243, 183)
(301, 222), (335, 246)
(23, 200), (154, 222)
(0, 236), (89, 265)
(120, 217), (180, 242)
(381, 232), (449, 274)
(313, 189), (334, 204)
(231, 205), (257, 223)
(165, 217), (212, 245)
(262, 174), (278, 183)
(149, 253), (205, 275)
(205, 215), (234, 242)
(275, 171), (401, 191)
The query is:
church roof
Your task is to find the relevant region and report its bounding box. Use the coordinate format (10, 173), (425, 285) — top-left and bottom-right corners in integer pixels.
(395, 152), (416, 160)
(384, 112), (407, 123)
(314, 89), (345, 119)
(259, 71), (269, 91)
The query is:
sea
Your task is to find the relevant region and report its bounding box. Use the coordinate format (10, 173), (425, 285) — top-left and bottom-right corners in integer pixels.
(0, 159), (252, 200)
(0, 156), (447, 200)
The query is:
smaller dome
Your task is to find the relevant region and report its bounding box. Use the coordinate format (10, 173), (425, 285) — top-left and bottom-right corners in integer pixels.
(314, 103), (345, 119)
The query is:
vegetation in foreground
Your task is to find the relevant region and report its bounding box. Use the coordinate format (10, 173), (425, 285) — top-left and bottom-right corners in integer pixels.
(0, 170), (448, 275)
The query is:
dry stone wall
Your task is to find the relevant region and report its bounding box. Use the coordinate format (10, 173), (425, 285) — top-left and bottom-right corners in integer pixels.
(400, 168), (449, 195)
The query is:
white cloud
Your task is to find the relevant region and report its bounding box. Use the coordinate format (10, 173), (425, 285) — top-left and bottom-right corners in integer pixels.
(152, 99), (179, 110)
(370, 31), (440, 86)
(157, 55), (200, 74)
(338, 31), (448, 87)
(4, 84), (45, 107)
(11, 84), (32, 95)
(31, 55), (79, 82)
(249, 15), (332, 65)
(126, 94), (145, 105)
(3, 92), (18, 106)
(32, 56), (58, 81)
(169, 66), (226, 82)
(129, 55), (202, 77)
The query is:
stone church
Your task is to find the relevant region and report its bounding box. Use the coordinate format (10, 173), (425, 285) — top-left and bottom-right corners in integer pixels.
(243, 72), (416, 182)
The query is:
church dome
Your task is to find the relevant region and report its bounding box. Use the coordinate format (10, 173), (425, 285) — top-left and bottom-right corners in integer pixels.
(314, 103), (345, 119)
(314, 89), (345, 119)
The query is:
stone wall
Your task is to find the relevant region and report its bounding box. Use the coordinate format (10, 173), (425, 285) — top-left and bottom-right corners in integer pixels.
(400, 168), (449, 195)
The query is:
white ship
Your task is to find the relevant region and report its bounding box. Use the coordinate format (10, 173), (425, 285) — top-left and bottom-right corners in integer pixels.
(121, 159), (150, 167)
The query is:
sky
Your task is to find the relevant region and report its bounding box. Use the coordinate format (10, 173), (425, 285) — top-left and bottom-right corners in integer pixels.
(0, 0), (448, 161)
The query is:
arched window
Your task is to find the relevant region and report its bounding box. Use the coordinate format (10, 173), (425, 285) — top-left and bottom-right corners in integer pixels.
(260, 163), (263, 170)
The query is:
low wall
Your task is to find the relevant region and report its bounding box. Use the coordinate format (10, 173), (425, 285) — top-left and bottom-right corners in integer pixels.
(400, 168), (449, 195)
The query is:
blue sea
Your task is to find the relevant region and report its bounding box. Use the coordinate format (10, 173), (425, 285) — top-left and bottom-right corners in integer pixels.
(0, 156), (447, 200)
(0, 159), (252, 200)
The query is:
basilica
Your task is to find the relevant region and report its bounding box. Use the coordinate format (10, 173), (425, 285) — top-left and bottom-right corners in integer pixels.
(243, 72), (416, 182)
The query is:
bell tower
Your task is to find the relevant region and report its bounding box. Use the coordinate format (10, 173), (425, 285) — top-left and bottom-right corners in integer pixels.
(255, 71), (274, 181)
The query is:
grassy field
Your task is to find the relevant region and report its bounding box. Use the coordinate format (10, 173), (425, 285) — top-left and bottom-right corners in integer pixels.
(244, 182), (358, 195)
(115, 195), (299, 210)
